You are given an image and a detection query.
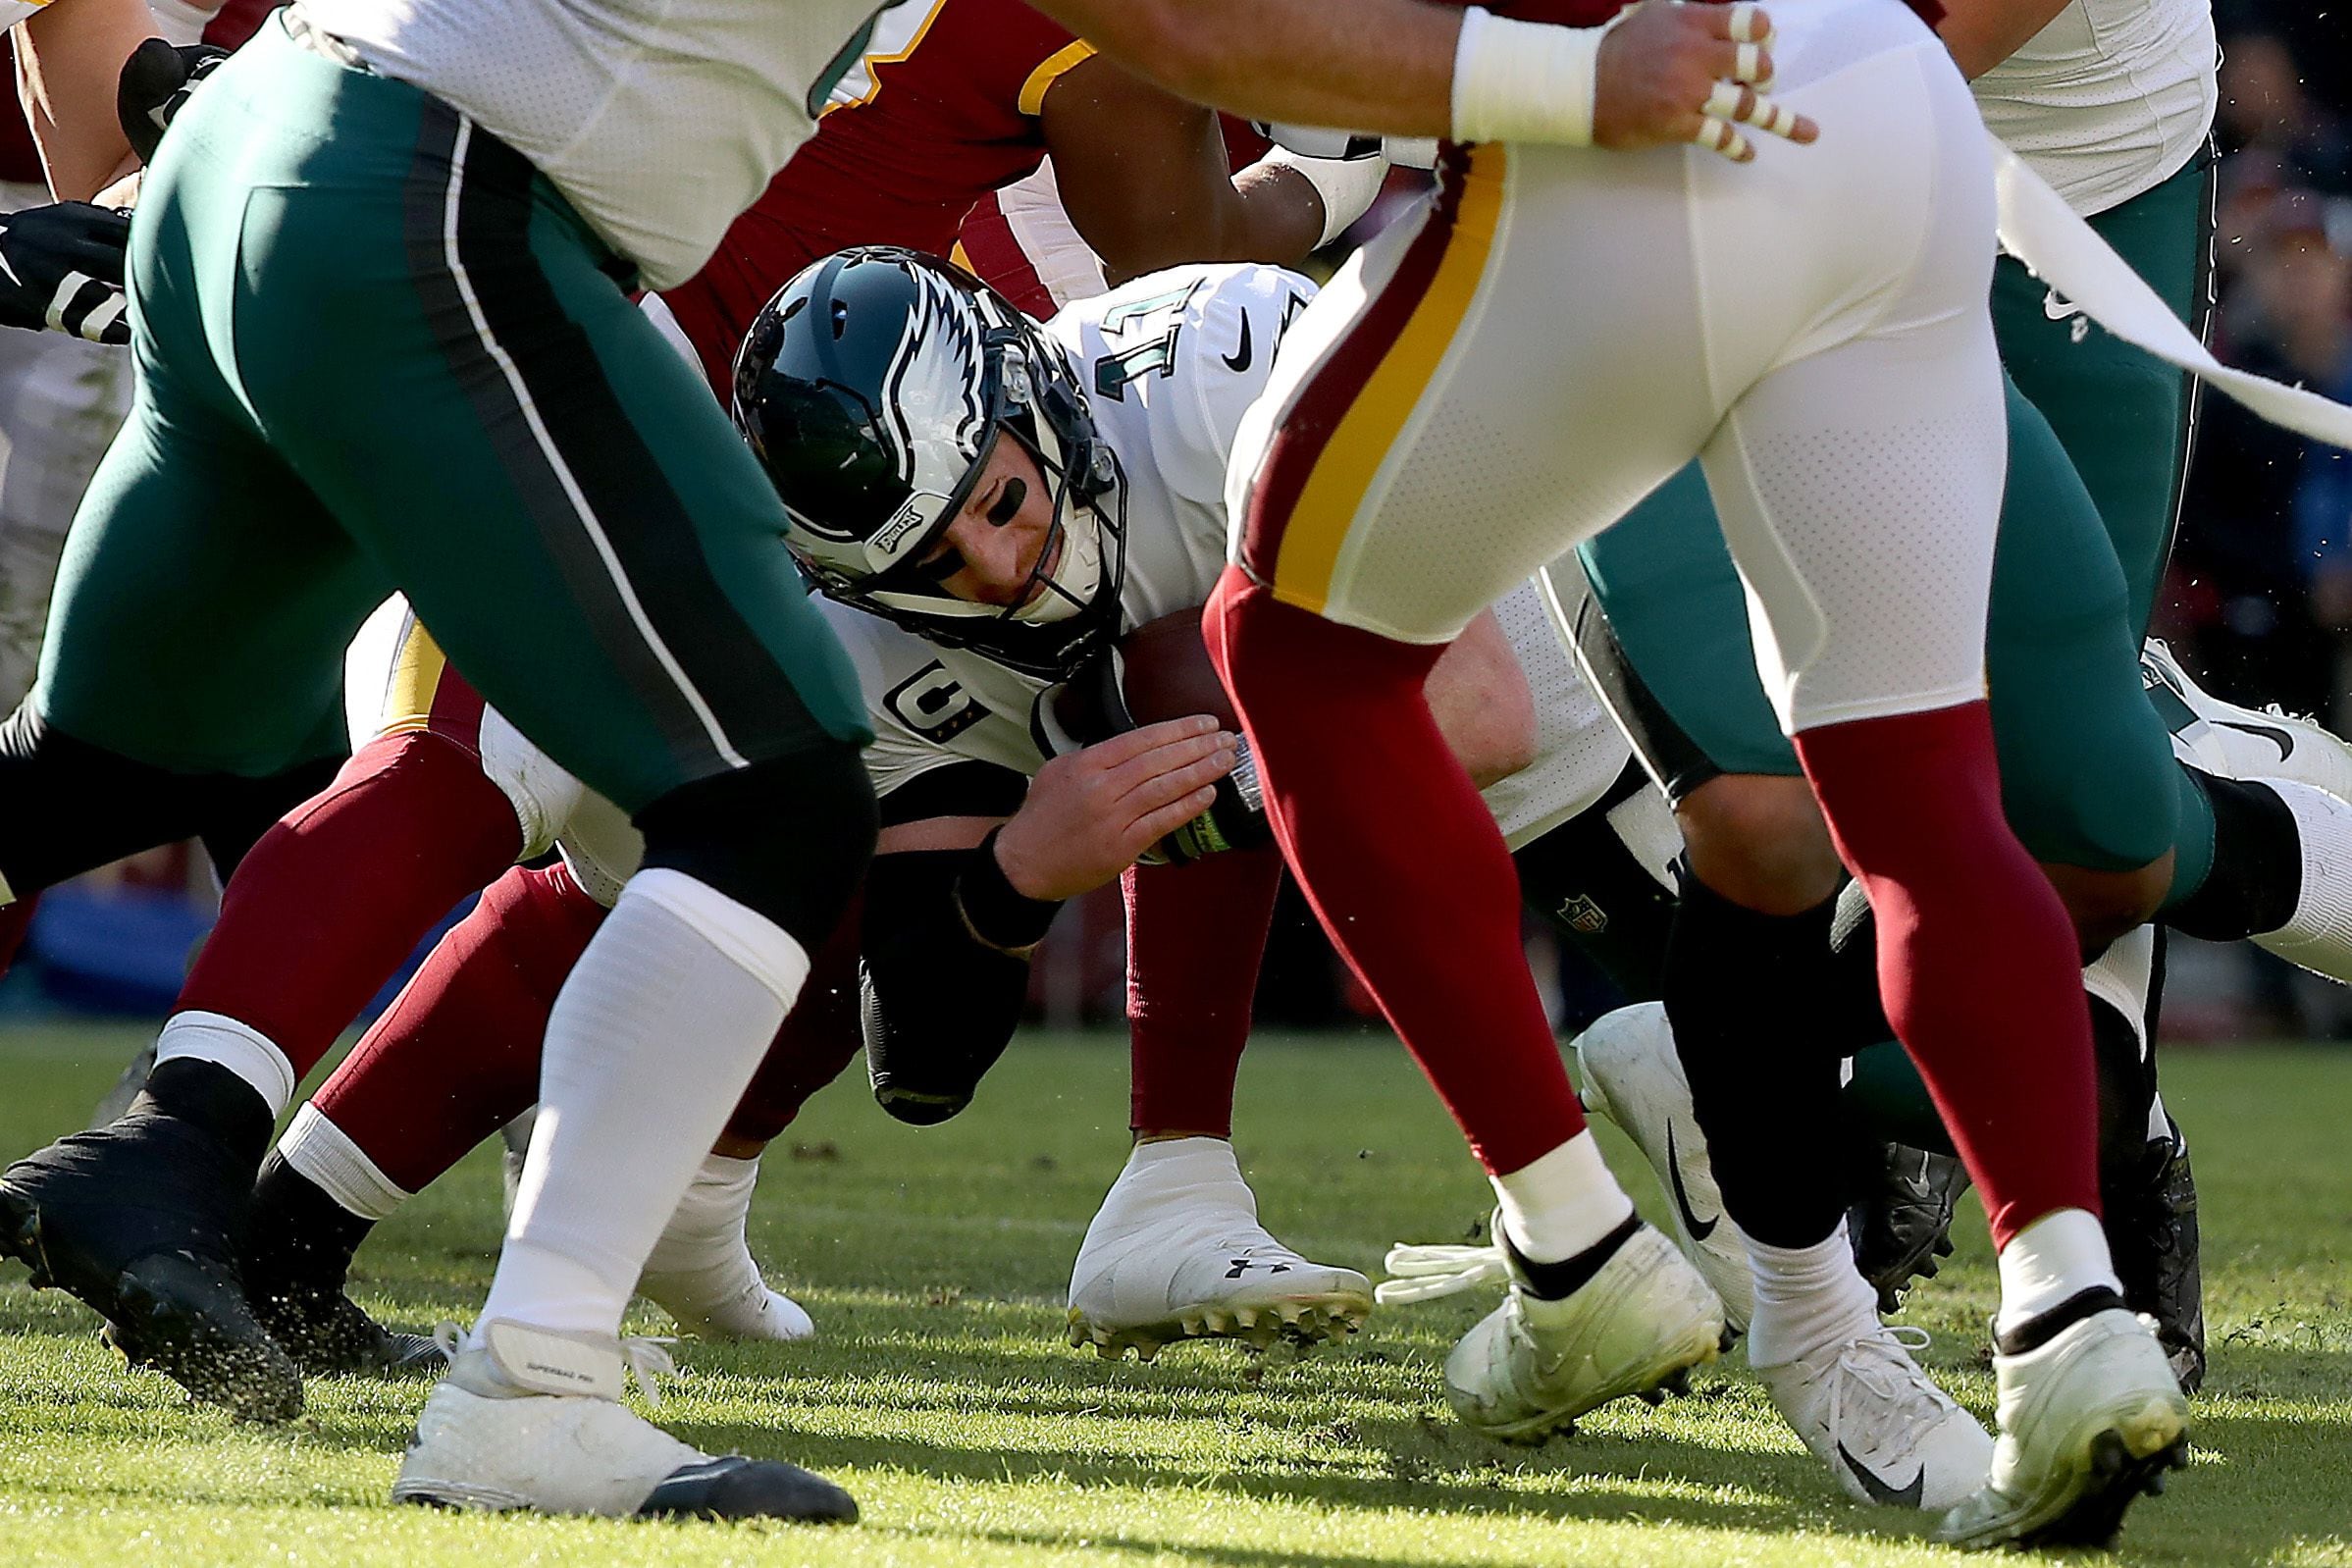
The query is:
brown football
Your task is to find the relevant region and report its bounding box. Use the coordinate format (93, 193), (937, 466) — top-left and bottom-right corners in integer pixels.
(1119, 606), (1239, 729)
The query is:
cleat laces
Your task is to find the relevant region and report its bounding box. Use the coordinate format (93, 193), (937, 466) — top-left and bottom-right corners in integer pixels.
(1825, 1325), (1947, 1461)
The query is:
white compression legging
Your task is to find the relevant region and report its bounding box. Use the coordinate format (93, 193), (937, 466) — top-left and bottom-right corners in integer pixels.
(1228, 0), (2007, 737)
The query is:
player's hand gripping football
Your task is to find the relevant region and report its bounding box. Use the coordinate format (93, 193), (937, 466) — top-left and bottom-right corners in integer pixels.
(1594, 1), (1816, 163)
(993, 716), (1238, 902)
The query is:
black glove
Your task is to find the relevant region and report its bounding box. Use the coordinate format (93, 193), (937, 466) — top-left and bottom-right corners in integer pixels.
(0, 203), (132, 344)
(117, 37), (230, 166)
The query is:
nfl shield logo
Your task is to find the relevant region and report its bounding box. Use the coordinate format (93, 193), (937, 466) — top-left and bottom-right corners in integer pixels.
(1555, 895), (1608, 936)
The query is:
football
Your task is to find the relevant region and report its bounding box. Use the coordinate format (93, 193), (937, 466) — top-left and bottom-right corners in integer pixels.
(1117, 606), (1239, 730)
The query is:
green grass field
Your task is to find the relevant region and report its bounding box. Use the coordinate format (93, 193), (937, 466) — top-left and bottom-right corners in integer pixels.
(0, 1022), (2345, 1567)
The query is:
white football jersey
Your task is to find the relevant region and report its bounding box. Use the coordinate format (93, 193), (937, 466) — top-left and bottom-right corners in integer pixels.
(833, 262), (1633, 849)
(299, 0), (892, 287)
(1974, 0), (2217, 215)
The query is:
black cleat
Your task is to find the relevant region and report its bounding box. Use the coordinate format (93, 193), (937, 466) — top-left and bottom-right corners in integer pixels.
(1849, 1143), (1967, 1314)
(247, 1277), (447, 1379)
(638, 1456), (861, 1523)
(2108, 1130), (2205, 1395)
(0, 1087), (300, 1422)
(241, 1151), (444, 1379)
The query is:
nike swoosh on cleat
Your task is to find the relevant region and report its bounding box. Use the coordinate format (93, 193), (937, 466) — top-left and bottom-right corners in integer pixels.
(1839, 1443), (1925, 1507)
(1664, 1124), (1718, 1241)
(2043, 288), (2085, 322)
(1222, 310), (1253, 373)
(2217, 718), (2295, 760)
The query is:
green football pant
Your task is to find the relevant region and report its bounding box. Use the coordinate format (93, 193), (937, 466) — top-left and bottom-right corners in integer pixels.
(36, 15), (869, 817)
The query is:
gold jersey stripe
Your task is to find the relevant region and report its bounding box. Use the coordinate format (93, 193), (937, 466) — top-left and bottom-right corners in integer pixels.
(1273, 143), (1507, 612)
(1018, 40), (1098, 117)
(376, 616), (450, 739)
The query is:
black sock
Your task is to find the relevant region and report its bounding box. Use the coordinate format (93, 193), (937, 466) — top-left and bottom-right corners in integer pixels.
(128, 1058), (274, 1173)
(1665, 869), (1847, 1249)
(2167, 774), (2301, 939)
(1505, 1212), (1642, 1300)
(243, 1153), (377, 1296)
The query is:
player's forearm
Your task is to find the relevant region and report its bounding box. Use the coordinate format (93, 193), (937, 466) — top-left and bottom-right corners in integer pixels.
(1031, 0), (1463, 138)
(16, 0), (153, 199)
(1935, 0), (2072, 78)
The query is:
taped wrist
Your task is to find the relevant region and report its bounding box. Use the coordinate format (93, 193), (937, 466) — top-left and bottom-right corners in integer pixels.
(862, 846), (1051, 1124)
(1254, 145), (1389, 247)
(1451, 6), (1616, 146)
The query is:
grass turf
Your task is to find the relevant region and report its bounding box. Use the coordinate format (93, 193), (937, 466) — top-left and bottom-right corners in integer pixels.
(0, 1022), (2345, 1567)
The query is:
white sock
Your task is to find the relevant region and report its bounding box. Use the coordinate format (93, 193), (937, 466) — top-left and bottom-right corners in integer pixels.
(1744, 1221), (1878, 1368)
(2252, 779), (2352, 982)
(1491, 1130), (1635, 1264)
(277, 1103), (413, 1222)
(476, 868), (809, 1341)
(1994, 1208), (2121, 1340)
(154, 1010), (297, 1118)
(2147, 1092), (2178, 1150)
(642, 1152), (760, 1277)
(2081, 925), (2154, 1048)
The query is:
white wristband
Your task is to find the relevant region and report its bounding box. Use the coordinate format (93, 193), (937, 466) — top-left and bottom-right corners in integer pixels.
(1451, 6), (1617, 147)
(1254, 145), (1389, 248)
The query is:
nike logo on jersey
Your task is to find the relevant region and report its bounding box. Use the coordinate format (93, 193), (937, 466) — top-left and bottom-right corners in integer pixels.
(1839, 1443), (1926, 1508)
(1223, 310), (1254, 373)
(1665, 1124), (1718, 1242)
(2218, 717), (2297, 760)
(2042, 288), (2085, 323)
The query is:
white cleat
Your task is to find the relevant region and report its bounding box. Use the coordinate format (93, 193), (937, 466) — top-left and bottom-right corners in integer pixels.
(1067, 1137), (1372, 1362)
(1937, 1306), (2188, 1550)
(1756, 1320), (1993, 1511)
(392, 1321), (856, 1520)
(638, 1153), (813, 1342)
(1384, 1220), (1724, 1443)
(2142, 638), (2352, 801)
(1574, 1003), (1753, 1337)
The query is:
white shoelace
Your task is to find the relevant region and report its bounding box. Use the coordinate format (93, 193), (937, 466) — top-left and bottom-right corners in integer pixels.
(1823, 1325), (1949, 1458)
(1375, 1240), (1510, 1305)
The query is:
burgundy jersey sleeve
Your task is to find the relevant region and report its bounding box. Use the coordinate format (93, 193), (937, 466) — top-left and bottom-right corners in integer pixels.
(0, 40), (41, 187)
(205, 0), (278, 48)
(660, 0), (1086, 397)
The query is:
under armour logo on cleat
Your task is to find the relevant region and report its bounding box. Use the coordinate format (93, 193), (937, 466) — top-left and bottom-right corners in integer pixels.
(1225, 1259), (1293, 1279)
(1665, 1124), (1719, 1242)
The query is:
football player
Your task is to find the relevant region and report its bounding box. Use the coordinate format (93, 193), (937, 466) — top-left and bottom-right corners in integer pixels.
(0, 0), (1793, 1525)
(1561, 0), (2240, 1448)
(1202, 0), (2203, 1547)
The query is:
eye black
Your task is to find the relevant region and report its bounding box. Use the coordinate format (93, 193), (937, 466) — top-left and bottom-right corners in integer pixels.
(987, 478), (1026, 527)
(913, 546), (966, 584)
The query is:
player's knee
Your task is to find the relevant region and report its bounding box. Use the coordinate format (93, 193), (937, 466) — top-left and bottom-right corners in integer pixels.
(635, 742), (878, 952)
(2044, 855), (2170, 960)
(1676, 773), (1843, 915)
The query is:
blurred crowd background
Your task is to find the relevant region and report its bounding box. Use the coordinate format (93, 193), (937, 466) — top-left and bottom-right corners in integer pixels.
(12, 5), (2351, 1046)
